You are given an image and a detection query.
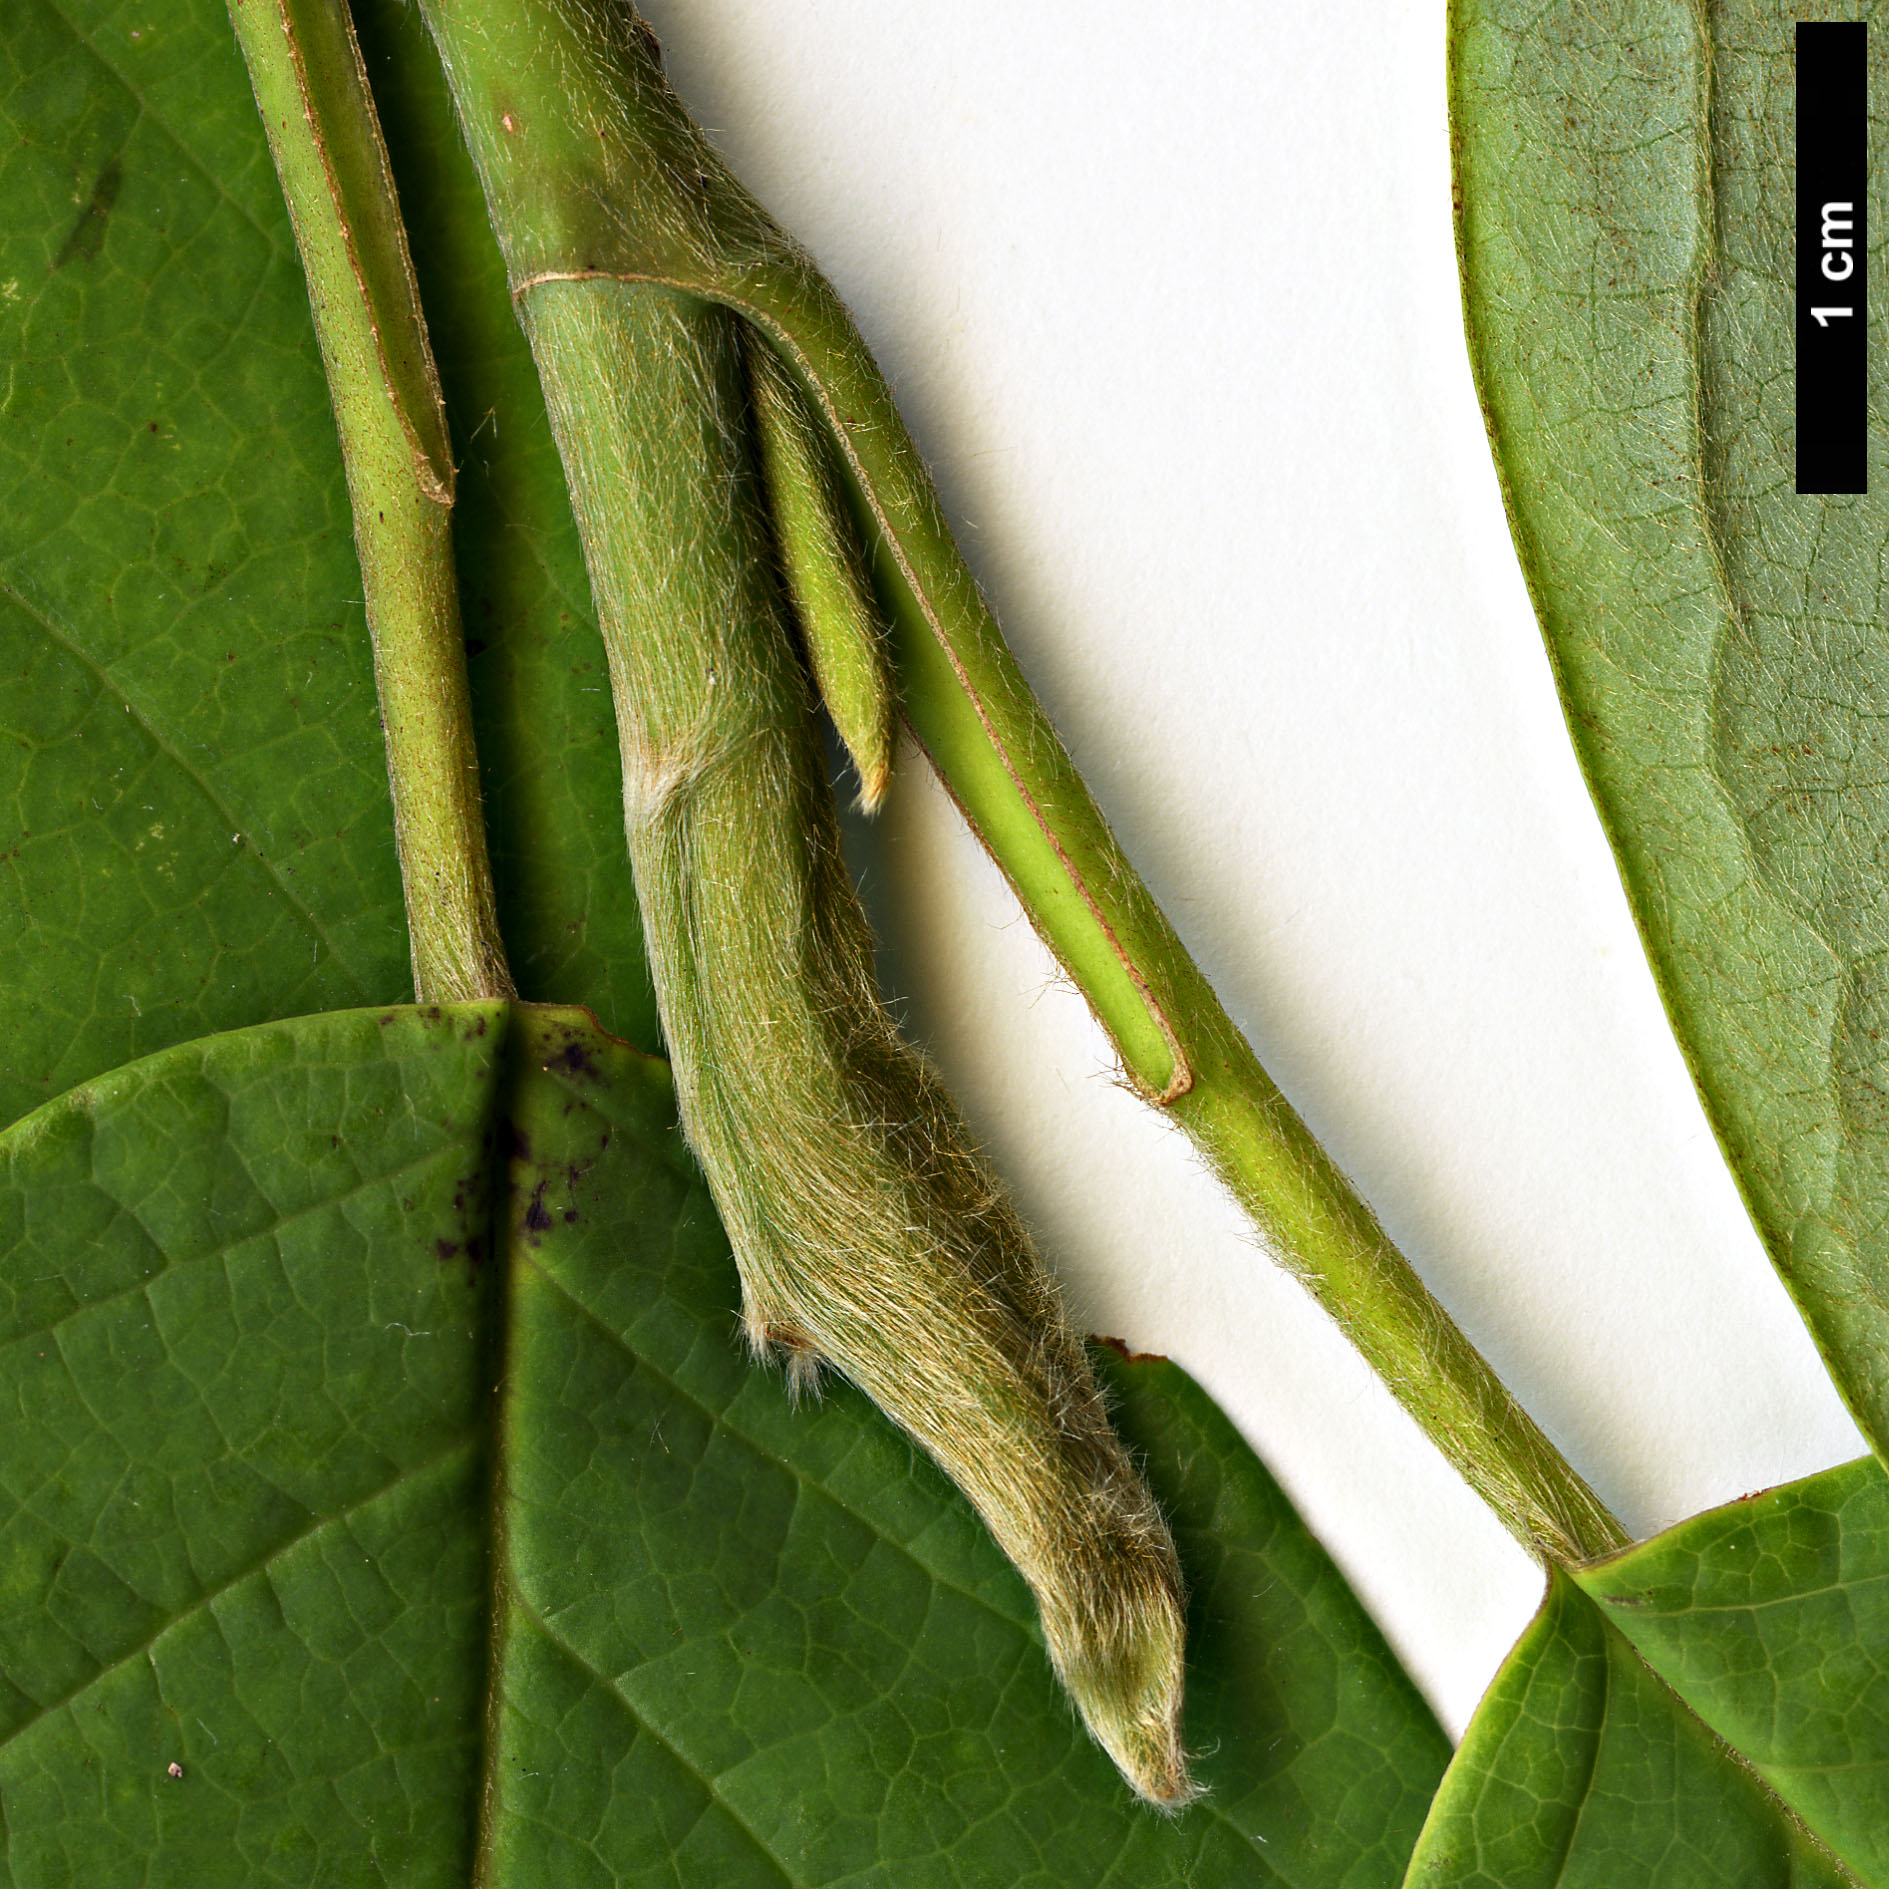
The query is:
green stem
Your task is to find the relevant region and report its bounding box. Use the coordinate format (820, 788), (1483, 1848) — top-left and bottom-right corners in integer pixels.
(228, 0), (511, 1003)
(416, 0), (1624, 1563)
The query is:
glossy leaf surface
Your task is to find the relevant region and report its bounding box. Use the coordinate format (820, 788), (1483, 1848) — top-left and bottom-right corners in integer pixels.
(1452, 0), (1889, 1446)
(0, 1004), (1452, 1884)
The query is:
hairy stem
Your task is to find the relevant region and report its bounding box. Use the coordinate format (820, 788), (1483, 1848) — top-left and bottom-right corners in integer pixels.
(228, 0), (511, 1002)
(411, 0), (1623, 1564)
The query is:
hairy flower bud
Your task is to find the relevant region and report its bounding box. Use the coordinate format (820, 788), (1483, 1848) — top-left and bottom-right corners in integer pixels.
(519, 276), (1194, 1804)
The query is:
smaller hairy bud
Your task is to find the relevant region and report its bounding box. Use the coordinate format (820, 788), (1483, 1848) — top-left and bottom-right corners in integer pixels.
(748, 337), (896, 815)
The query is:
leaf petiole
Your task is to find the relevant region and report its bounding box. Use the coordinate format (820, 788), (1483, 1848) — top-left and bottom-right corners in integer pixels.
(227, 0), (511, 1003)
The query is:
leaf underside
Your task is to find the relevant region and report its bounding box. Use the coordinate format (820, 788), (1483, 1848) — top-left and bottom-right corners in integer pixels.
(1453, 0), (1889, 1443)
(1445, 3), (1889, 1877)
(0, 1004), (1451, 1886)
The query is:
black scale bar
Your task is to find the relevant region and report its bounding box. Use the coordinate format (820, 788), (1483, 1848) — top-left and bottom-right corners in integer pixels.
(1797, 21), (1868, 496)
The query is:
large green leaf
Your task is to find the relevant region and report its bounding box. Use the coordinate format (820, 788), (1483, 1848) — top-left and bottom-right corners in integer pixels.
(0, 1004), (1451, 1883)
(1405, 1570), (1850, 1887)
(1451, 0), (1889, 1446)
(1582, 1456), (1889, 1885)
(0, 0), (657, 1130)
(0, 0), (407, 1123)
(1409, 1457), (1889, 1885)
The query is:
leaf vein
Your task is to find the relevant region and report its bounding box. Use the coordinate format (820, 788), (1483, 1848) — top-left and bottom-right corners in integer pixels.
(505, 1598), (796, 1888)
(0, 577), (378, 991)
(0, 1434), (476, 1751)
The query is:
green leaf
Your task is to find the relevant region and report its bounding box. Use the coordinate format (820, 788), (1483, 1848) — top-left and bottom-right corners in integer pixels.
(0, 1004), (1450, 1883)
(1581, 1456), (1889, 1886)
(1451, 0), (1889, 1448)
(0, 0), (408, 1123)
(1452, 14), (1889, 1869)
(0, 0), (658, 1128)
(1405, 1571), (1850, 1888)
(1409, 1459), (1889, 1886)
(0, 1003), (500, 1884)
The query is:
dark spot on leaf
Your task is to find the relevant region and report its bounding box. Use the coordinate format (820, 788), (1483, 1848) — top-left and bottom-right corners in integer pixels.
(563, 1209), (578, 1224)
(545, 1039), (599, 1082)
(436, 1238), (461, 1262)
(524, 1180), (553, 1234)
(55, 156), (123, 268)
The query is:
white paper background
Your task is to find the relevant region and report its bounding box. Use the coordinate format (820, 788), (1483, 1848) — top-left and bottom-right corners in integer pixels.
(634, 0), (1868, 1735)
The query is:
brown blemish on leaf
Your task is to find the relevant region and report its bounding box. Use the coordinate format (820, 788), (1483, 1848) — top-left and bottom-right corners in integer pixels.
(1093, 1333), (1170, 1366)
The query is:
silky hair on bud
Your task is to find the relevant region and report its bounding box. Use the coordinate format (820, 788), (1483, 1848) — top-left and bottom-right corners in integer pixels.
(518, 274), (1196, 1807)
